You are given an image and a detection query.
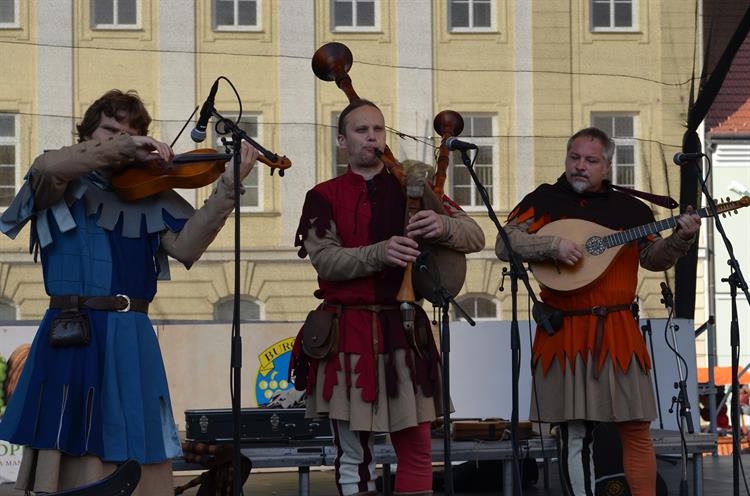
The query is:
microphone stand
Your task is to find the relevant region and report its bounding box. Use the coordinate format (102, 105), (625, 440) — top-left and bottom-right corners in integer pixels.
(690, 155), (750, 496)
(661, 283), (693, 496)
(211, 109), (277, 496)
(455, 148), (555, 496)
(416, 256), (474, 496)
(641, 318), (665, 430)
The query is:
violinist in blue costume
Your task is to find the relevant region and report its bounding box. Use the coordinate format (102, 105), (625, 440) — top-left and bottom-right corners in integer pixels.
(0, 90), (259, 495)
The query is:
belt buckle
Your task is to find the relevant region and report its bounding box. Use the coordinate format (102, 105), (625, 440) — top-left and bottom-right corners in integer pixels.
(590, 305), (603, 316)
(116, 294), (131, 312)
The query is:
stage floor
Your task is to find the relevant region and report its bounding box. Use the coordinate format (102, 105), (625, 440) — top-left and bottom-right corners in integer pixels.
(0, 431), (726, 495)
(0, 454), (747, 495)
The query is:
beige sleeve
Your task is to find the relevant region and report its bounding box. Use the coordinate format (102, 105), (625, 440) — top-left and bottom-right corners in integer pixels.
(31, 133), (136, 211)
(159, 170), (239, 265)
(436, 209), (485, 253)
(639, 232), (695, 271)
(494, 217), (560, 262)
(303, 221), (390, 282)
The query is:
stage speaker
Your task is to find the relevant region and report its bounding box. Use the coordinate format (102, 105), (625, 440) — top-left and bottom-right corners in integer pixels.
(594, 423), (668, 496)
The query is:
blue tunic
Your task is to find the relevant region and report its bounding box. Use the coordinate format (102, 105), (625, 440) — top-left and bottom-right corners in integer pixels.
(0, 175), (193, 464)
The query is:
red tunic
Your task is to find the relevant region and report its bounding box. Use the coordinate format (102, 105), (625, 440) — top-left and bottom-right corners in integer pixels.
(290, 167), (440, 404)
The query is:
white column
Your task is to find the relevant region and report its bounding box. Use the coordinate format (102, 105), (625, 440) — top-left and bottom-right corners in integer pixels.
(159, 0), (197, 203)
(36, 0), (74, 153)
(396, 0), (434, 163)
(514, 0), (534, 200)
(279, 1), (316, 244)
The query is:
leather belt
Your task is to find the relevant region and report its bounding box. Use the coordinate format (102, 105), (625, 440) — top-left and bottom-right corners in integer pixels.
(562, 303), (634, 379)
(49, 295), (149, 314)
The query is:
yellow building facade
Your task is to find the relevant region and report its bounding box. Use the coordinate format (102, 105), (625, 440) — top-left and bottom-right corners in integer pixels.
(0, 1), (703, 330)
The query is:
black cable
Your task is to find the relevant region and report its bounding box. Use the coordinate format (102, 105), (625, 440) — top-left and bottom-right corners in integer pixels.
(0, 39), (696, 86)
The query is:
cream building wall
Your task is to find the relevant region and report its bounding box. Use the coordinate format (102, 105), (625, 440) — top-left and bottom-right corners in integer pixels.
(0, 1), (702, 330)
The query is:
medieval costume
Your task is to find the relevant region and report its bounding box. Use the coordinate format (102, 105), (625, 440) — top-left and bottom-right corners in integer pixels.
(291, 166), (484, 495)
(0, 134), (242, 495)
(496, 174), (694, 496)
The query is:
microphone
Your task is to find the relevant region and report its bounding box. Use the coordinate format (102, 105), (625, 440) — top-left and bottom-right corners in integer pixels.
(672, 152), (704, 165)
(191, 79), (220, 143)
(660, 282), (674, 309)
(444, 137), (478, 152)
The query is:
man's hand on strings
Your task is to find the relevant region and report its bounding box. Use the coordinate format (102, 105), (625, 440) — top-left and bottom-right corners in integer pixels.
(385, 236), (420, 267)
(557, 239), (583, 266)
(406, 210), (444, 240)
(676, 205), (701, 240)
(224, 141), (260, 183)
(131, 136), (174, 165)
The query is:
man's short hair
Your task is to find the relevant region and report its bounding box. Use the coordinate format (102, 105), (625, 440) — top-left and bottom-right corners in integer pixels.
(567, 127), (616, 163)
(76, 90), (152, 142)
(337, 99), (381, 134)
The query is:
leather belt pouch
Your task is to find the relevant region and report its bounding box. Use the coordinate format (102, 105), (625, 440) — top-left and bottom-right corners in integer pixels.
(302, 309), (338, 360)
(532, 301), (564, 336)
(48, 310), (91, 348)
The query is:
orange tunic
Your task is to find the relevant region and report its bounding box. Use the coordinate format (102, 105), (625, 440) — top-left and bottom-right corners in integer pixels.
(534, 243), (651, 376)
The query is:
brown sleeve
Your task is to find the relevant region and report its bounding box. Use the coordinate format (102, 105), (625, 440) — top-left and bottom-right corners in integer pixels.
(304, 221), (390, 281)
(31, 133), (136, 211)
(494, 217), (560, 262)
(437, 209), (485, 253)
(639, 232), (695, 271)
(159, 170), (240, 265)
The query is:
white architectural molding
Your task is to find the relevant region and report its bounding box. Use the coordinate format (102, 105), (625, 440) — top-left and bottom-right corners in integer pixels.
(36, 1), (74, 153)
(279, 1), (316, 244)
(396, 0), (433, 163)
(514, 0), (534, 201)
(159, 0), (197, 204)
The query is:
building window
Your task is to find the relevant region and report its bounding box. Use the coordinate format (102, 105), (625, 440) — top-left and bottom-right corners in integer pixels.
(591, 0), (635, 31)
(332, 112), (348, 177)
(0, 299), (16, 320)
(332, 0), (378, 32)
(449, 114), (494, 208)
(213, 113), (262, 210)
(214, 297), (262, 321)
(91, 0), (139, 29)
(449, 0), (493, 31)
(592, 114), (637, 188)
(213, 0), (260, 31)
(0, 114), (18, 209)
(0, 0), (19, 28)
(452, 295), (499, 321)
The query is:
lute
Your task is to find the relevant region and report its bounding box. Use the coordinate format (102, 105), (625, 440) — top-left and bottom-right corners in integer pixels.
(529, 196), (750, 292)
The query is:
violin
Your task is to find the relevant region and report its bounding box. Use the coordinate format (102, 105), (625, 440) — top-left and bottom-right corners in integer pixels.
(110, 147), (292, 202)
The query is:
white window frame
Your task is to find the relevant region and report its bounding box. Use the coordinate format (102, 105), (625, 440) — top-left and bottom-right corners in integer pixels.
(448, 0), (495, 33)
(91, 0), (141, 30)
(213, 0), (262, 32)
(213, 296), (264, 321)
(0, 113), (20, 211)
(452, 294), (500, 321)
(0, 0), (20, 28)
(591, 113), (639, 189)
(448, 114), (496, 211)
(213, 112), (264, 212)
(331, 0), (380, 33)
(590, 0), (637, 32)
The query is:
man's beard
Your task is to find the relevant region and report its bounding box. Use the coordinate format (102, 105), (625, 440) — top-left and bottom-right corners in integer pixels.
(570, 177), (590, 194)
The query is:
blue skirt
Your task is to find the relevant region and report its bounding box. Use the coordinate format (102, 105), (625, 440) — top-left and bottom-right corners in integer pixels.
(0, 308), (181, 464)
